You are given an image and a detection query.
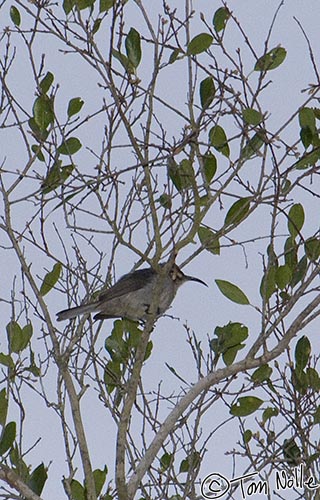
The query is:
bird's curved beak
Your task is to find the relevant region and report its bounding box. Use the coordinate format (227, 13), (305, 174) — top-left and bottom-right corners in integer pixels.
(184, 274), (208, 287)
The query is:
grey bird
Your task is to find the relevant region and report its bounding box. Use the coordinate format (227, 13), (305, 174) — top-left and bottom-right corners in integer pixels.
(56, 263), (207, 322)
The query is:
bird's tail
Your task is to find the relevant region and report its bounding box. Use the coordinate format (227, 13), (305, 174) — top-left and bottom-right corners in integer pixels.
(56, 302), (98, 322)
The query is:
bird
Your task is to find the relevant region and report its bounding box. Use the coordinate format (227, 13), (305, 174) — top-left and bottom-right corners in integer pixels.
(56, 263), (207, 322)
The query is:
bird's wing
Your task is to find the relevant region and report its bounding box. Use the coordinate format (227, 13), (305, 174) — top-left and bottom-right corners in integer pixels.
(98, 268), (155, 303)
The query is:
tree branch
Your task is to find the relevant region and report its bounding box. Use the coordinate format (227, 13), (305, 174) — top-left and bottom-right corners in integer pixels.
(0, 464), (44, 500)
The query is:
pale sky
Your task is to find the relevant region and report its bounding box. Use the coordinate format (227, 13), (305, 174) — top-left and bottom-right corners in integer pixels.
(1, 1), (320, 498)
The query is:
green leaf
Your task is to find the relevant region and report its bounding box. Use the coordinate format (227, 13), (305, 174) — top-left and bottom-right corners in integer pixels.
(7, 321), (32, 354)
(40, 263), (62, 296)
(10, 6), (21, 26)
(223, 344), (245, 366)
(0, 390), (8, 427)
(111, 49), (134, 74)
(28, 117), (49, 142)
(93, 467), (107, 496)
(62, 0), (74, 14)
(254, 46), (287, 72)
(7, 322), (21, 354)
(126, 321), (144, 349)
(92, 18), (102, 35)
(74, 0), (94, 10)
(104, 360), (121, 394)
(58, 137), (82, 155)
(242, 107), (263, 126)
(213, 7), (230, 32)
(179, 451), (200, 473)
(243, 429), (252, 444)
(168, 48), (182, 64)
(125, 28), (141, 68)
(33, 95), (54, 131)
(275, 265), (292, 290)
(300, 127), (313, 149)
(42, 162), (74, 194)
(28, 463), (47, 495)
(288, 203), (305, 238)
(158, 193), (172, 209)
(267, 243), (278, 265)
(230, 396), (263, 417)
(295, 336), (311, 372)
(31, 144), (45, 162)
(215, 279), (249, 305)
(260, 265), (276, 301)
(39, 72), (54, 94)
(224, 197), (251, 227)
(168, 158), (194, 191)
(198, 226), (220, 255)
(28, 351), (41, 377)
(199, 194), (210, 206)
(313, 406), (320, 424)
(187, 33), (213, 55)
(283, 438), (301, 466)
(70, 479), (85, 500)
(105, 324), (126, 362)
(99, 0), (114, 12)
(67, 97), (84, 118)
(200, 77), (215, 109)
(145, 340), (153, 361)
(299, 107), (319, 148)
(279, 291), (290, 302)
(240, 131), (266, 160)
(10, 445), (28, 475)
(290, 256), (307, 288)
(295, 148), (320, 169)
(284, 237), (298, 270)
(299, 107), (316, 131)
(307, 367), (320, 391)
(209, 125), (230, 157)
(210, 322), (248, 367)
(179, 458), (189, 474)
(0, 353), (14, 369)
(0, 422), (16, 455)
(305, 237), (320, 262)
(203, 154), (217, 183)
(251, 364), (272, 383)
(292, 367), (308, 395)
(168, 162), (181, 189)
(21, 324), (33, 351)
(178, 159), (194, 189)
(281, 179), (291, 195)
(160, 452), (173, 471)
(262, 407), (278, 424)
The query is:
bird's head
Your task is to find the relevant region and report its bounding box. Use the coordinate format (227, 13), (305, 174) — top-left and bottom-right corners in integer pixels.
(169, 263), (208, 288)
